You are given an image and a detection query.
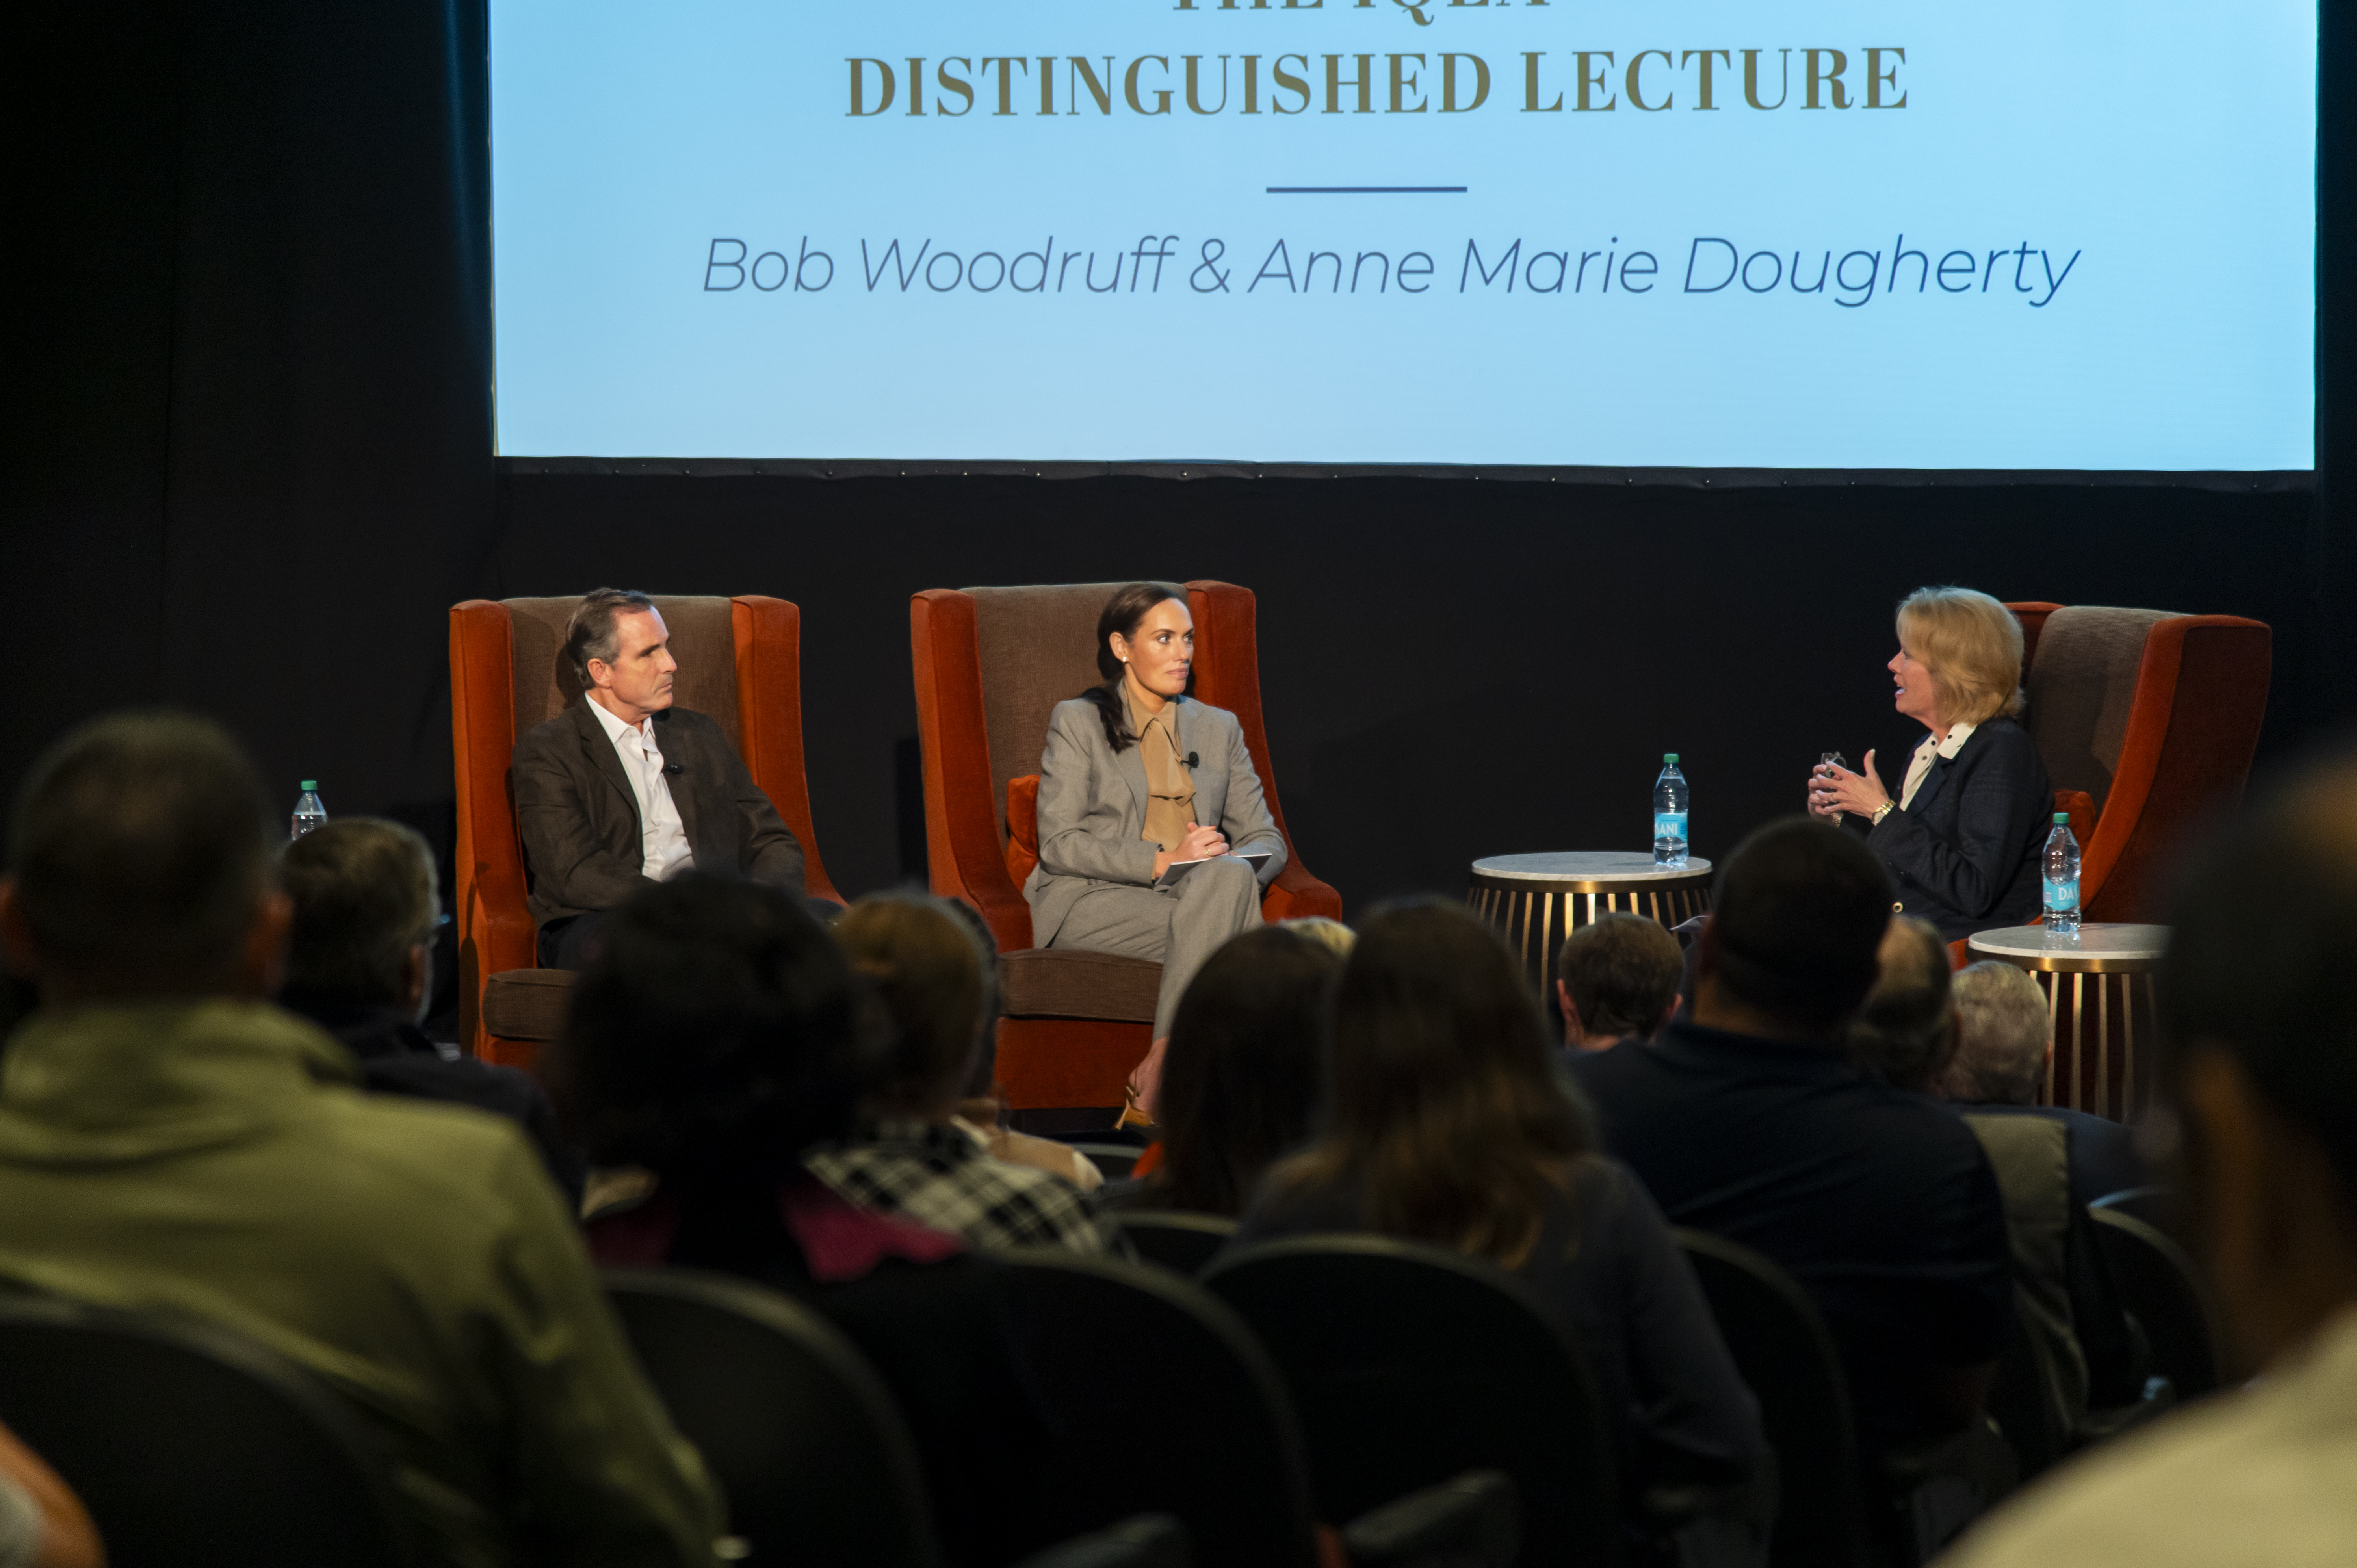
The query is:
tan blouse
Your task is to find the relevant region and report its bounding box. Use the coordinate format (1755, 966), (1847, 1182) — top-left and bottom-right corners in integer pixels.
(1127, 694), (1198, 853)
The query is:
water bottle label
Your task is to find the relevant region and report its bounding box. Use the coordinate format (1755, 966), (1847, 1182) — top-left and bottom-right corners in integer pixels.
(2044, 878), (2079, 913)
(1655, 812), (1688, 842)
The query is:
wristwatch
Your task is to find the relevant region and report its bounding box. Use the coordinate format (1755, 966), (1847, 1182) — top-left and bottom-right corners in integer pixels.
(1870, 802), (1895, 827)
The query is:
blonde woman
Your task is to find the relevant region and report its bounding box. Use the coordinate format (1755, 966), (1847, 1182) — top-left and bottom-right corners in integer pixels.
(1808, 586), (2055, 940)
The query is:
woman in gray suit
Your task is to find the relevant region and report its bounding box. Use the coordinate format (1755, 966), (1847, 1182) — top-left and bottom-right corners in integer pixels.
(1024, 582), (1288, 1128)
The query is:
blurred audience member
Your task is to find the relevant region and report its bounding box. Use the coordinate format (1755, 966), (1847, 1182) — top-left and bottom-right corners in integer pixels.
(1945, 751), (2357, 1566)
(1555, 912), (1683, 1053)
(811, 894), (1116, 1253)
(1572, 819), (2012, 1465)
(1239, 899), (1768, 1527)
(929, 896), (1104, 1193)
(0, 1418), (100, 1568)
(1853, 922), (2140, 1437)
(1846, 916), (1960, 1092)
(1940, 962), (2146, 1205)
(278, 817), (585, 1207)
(1279, 915), (1356, 956)
(1114, 926), (1339, 1217)
(0, 713), (719, 1568)
(557, 877), (1063, 1568)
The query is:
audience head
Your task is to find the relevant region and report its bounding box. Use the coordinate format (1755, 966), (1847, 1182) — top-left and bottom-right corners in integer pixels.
(1, 712), (285, 1003)
(548, 875), (878, 1177)
(1845, 916), (1958, 1093)
(830, 892), (997, 1118)
(1694, 817), (1892, 1041)
(1151, 926), (1341, 1217)
(1940, 962), (2051, 1105)
(2160, 749), (2357, 1367)
(1279, 915), (1357, 957)
(1283, 898), (1588, 1264)
(1554, 912), (1683, 1050)
(1894, 585), (2026, 727)
(279, 818), (440, 1019)
(564, 588), (673, 717)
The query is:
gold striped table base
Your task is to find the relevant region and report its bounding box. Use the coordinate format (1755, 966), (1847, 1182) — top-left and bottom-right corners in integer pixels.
(1966, 923), (2169, 1124)
(1467, 852), (1715, 1000)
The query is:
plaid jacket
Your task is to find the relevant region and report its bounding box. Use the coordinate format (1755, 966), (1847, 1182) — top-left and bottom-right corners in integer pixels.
(807, 1119), (1118, 1255)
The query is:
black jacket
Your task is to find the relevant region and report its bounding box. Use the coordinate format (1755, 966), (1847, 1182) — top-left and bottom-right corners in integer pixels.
(282, 995), (588, 1209)
(1866, 717), (2054, 941)
(513, 699), (804, 928)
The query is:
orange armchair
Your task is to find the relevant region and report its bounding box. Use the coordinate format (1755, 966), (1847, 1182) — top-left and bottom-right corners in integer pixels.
(450, 594), (837, 1067)
(2008, 602), (2272, 924)
(910, 579), (1339, 1109)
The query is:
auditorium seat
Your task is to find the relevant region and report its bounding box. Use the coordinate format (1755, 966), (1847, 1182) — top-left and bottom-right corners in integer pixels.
(604, 1268), (938, 1567)
(449, 594), (839, 1066)
(0, 1293), (416, 1568)
(1112, 1211), (1238, 1276)
(910, 580), (1339, 1109)
(2006, 602), (2271, 924)
(1204, 1236), (1621, 1567)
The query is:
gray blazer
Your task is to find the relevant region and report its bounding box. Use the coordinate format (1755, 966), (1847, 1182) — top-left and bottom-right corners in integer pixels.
(1023, 695), (1287, 948)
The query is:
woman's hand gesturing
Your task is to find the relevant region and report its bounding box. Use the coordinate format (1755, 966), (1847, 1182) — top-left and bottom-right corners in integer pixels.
(1807, 751), (1893, 823)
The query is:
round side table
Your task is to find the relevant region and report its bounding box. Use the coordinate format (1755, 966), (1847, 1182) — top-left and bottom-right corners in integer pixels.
(1966, 923), (2168, 1123)
(1468, 853), (1715, 997)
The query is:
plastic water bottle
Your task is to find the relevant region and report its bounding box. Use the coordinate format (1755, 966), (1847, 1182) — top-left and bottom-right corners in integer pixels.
(2043, 812), (2081, 935)
(290, 781), (328, 842)
(1653, 754), (1690, 869)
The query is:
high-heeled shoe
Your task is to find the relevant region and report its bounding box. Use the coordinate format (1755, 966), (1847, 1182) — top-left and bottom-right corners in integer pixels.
(1114, 1083), (1157, 1132)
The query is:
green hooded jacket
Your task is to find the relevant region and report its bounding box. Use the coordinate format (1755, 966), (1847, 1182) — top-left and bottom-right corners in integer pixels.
(0, 998), (722, 1568)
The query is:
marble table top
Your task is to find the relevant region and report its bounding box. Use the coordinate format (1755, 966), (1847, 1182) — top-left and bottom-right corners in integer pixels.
(1470, 852), (1716, 884)
(1968, 922), (2170, 961)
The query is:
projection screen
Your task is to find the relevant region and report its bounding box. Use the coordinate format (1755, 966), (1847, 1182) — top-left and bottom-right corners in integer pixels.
(488, 0), (2317, 471)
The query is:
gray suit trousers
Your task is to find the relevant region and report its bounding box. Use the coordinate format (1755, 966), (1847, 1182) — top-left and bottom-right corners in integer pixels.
(1048, 856), (1264, 1038)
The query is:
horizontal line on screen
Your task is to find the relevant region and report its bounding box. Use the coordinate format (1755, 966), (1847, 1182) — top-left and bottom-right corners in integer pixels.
(1265, 185), (1468, 194)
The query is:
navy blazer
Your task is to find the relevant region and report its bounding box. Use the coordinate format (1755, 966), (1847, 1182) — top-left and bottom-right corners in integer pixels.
(1865, 717), (2054, 941)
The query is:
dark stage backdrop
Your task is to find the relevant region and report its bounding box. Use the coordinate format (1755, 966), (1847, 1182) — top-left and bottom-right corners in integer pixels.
(9, 0), (2357, 922)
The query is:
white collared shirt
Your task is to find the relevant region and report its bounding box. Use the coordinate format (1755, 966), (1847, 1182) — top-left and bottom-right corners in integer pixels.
(586, 696), (696, 881)
(1900, 719), (1977, 811)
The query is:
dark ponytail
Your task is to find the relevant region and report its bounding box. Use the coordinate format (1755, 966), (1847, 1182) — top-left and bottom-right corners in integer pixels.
(1080, 581), (1189, 752)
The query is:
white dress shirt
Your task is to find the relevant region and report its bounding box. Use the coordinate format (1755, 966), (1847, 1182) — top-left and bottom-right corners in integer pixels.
(586, 696), (696, 881)
(1900, 719), (1977, 811)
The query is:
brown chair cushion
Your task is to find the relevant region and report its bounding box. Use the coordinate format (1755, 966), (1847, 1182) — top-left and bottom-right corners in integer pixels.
(999, 948), (1162, 1023)
(2023, 606), (2174, 814)
(1005, 774), (1042, 887)
(502, 595), (744, 752)
(481, 967), (577, 1042)
(966, 583), (1129, 845)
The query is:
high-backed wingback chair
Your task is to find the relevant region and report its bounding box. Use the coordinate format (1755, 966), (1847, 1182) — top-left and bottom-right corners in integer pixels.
(910, 580), (1340, 1109)
(450, 594), (838, 1067)
(2006, 603), (2271, 924)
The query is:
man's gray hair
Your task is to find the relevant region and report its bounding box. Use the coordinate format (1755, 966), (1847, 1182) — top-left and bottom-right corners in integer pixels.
(1942, 961), (2051, 1105)
(563, 588), (658, 685)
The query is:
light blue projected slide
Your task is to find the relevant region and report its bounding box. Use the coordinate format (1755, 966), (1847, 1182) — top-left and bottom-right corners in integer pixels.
(488, 0), (2315, 469)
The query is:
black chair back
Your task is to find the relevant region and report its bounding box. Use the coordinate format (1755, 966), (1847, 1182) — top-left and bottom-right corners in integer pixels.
(2089, 1209), (2222, 1397)
(1016, 1515), (1191, 1568)
(1674, 1229), (1872, 1568)
(605, 1269), (939, 1568)
(1111, 1212), (1237, 1276)
(1984, 1298), (2066, 1481)
(995, 1250), (1320, 1568)
(0, 1294), (416, 1568)
(1204, 1236), (1619, 1568)
(2089, 1185), (2181, 1236)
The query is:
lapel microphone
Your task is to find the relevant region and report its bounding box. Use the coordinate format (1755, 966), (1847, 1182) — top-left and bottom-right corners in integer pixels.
(1185, 752), (1199, 768)
(664, 761), (683, 775)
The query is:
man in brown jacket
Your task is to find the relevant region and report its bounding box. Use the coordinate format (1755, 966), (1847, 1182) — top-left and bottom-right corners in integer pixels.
(514, 588), (806, 968)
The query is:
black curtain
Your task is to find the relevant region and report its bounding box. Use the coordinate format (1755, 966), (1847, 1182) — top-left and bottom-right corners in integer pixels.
(7, 0), (2351, 914)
